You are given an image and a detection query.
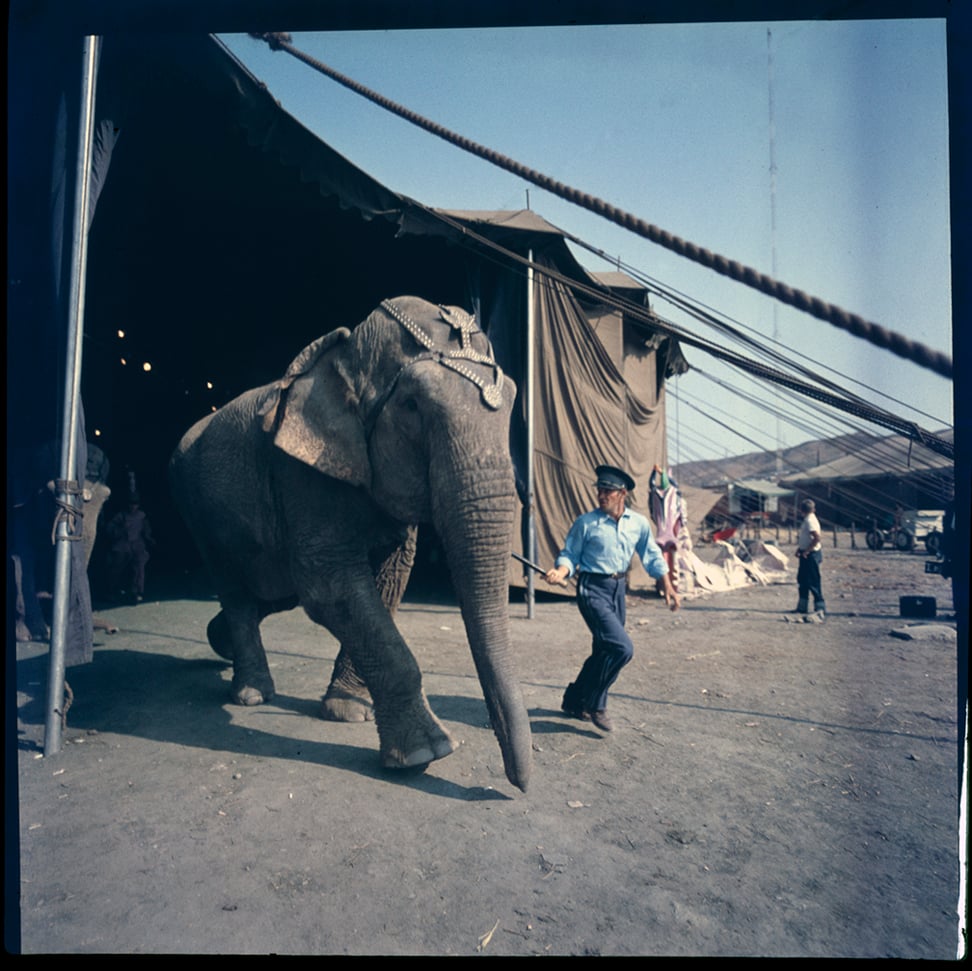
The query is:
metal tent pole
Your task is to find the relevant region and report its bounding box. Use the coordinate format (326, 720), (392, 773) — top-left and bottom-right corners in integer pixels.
(45, 35), (100, 756)
(525, 249), (536, 619)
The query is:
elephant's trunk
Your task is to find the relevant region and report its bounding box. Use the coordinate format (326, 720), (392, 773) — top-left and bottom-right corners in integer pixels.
(431, 458), (532, 793)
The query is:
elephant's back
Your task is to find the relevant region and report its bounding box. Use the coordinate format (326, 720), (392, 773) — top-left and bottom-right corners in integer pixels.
(169, 385), (280, 544)
(171, 387), (270, 471)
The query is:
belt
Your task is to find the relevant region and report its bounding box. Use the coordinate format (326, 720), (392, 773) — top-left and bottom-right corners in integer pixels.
(580, 571), (625, 580)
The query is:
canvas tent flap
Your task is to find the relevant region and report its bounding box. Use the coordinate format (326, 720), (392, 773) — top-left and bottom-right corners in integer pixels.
(517, 255), (666, 590)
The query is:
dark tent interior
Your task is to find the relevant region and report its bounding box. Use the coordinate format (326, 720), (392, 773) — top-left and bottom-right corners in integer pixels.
(13, 32), (473, 598)
(80, 34), (480, 590)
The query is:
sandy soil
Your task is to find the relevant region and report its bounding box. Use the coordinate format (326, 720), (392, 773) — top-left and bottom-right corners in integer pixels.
(11, 541), (964, 956)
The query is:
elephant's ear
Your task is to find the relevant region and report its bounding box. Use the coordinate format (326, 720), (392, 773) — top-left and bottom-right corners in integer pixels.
(261, 328), (371, 488)
(259, 329), (349, 432)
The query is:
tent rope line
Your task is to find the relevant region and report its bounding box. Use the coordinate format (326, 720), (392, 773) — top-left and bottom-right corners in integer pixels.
(670, 383), (953, 515)
(449, 216), (953, 467)
(567, 232), (948, 427)
(250, 31), (953, 381)
(694, 364), (951, 479)
(413, 204), (955, 461)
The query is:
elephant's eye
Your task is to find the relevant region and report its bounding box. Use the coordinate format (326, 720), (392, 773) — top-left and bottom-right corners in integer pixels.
(400, 397), (419, 413)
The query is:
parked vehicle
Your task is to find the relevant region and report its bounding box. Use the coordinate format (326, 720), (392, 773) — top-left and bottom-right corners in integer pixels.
(899, 509), (945, 552)
(865, 525), (892, 551)
(866, 509), (944, 552)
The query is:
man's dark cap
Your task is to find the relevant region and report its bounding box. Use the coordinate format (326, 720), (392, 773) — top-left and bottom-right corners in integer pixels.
(595, 465), (635, 492)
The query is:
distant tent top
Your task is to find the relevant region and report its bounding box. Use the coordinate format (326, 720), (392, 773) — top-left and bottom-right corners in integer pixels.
(780, 430), (954, 484)
(732, 479), (795, 498)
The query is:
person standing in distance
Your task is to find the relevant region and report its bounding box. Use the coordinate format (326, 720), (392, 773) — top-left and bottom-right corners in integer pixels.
(544, 465), (680, 732)
(794, 498), (826, 620)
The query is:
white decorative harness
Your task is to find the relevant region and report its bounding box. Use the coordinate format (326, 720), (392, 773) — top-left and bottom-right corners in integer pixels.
(364, 299), (505, 433)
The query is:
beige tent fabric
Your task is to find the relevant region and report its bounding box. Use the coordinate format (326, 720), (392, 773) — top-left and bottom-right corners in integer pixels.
(512, 258), (667, 592)
(410, 209), (686, 595)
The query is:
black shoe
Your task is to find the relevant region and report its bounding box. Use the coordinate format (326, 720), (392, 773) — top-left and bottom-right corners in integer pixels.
(562, 707), (591, 722)
(590, 710), (613, 732)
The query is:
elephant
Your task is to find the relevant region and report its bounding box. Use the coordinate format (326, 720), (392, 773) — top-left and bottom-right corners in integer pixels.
(169, 296), (531, 792)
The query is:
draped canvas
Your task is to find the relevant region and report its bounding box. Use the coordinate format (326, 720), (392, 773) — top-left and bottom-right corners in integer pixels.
(527, 255), (667, 592)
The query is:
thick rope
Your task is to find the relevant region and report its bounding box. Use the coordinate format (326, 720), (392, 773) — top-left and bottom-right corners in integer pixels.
(422, 207), (955, 461)
(249, 32), (953, 380)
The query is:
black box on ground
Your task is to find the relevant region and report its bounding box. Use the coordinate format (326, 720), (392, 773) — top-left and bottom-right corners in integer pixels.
(899, 595), (937, 619)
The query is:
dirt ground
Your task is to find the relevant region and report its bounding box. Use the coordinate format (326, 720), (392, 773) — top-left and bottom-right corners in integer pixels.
(10, 540), (965, 957)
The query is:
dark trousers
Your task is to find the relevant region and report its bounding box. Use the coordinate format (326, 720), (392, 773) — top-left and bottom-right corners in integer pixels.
(108, 547), (150, 597)
(796, 550), (825, 611)
(563, 573), (634, 713)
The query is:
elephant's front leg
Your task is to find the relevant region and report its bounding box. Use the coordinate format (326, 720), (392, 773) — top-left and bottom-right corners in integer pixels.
(305, 567), (455, 771)
(321, 525), (418, 725)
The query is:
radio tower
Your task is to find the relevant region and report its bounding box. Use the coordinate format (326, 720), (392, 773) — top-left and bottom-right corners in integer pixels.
(767, 28), (783, 481)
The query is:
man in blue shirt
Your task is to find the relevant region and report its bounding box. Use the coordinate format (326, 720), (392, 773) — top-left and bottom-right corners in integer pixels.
(544, 465), (680, 732)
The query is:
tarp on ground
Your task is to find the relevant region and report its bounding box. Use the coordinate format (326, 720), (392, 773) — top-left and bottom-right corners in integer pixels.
(646, 485), (790, 601)
(676, 544), (791, 596)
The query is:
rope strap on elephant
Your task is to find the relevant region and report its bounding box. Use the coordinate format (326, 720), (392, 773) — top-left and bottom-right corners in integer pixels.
(250, 31), (953, 380)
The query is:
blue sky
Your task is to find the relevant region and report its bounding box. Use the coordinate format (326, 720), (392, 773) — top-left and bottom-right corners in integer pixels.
(219, 19), (953, 465)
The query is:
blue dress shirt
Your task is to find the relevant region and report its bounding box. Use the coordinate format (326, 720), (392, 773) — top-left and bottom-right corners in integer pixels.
(555, 508), (669, 580)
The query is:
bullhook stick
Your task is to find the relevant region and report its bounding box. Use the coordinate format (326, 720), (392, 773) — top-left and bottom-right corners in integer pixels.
(510, 551), (570, 587)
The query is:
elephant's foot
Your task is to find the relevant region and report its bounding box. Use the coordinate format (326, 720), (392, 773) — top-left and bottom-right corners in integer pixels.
(231, 670), (275, 706)
(378, 700), (457, 770)
(320, 686), (374, 722)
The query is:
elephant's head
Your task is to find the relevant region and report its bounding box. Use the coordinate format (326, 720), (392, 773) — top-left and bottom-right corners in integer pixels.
(259, 296), (531, 791)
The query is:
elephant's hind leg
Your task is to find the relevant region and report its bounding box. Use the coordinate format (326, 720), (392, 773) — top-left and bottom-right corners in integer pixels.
(207, 611), (235, 660)
(321, 530), (415, 723)
(321, 646), (374, 722)
(218, 599), (276, 706)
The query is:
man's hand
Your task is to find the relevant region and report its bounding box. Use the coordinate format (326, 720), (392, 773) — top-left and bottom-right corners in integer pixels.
(544, 566), (569, 587)
(662, 578), (682, 612)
